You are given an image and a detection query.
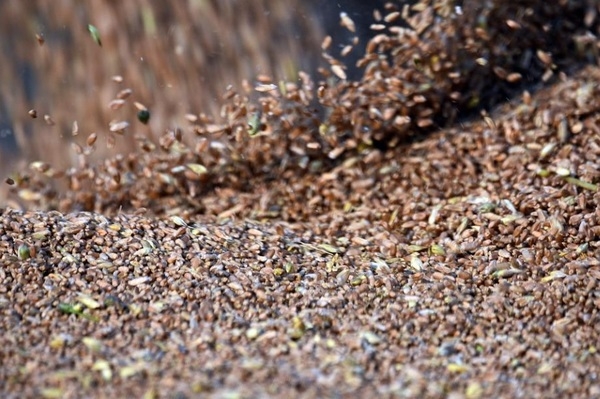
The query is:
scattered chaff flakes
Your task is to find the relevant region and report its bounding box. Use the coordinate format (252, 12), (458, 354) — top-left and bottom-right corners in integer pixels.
(409, 254), (424, 271)
(447, 363), (470, 373)
(429, 244), (445, 256)
(407, 245), (427, 253)
(537, 362), (554, 375)
(247, 112), (263, 136)
(111, 75), (123, 83)
(404, 295), (420, 307)
(35, 33), (45, 46)
(350, 274), (366, 286)
(18, 189), (42, 201)
(331, 64), (347, 80)
(149, 301), (165, 313)
(44, 115), (55, 126)
(563, 177), (598, 191)
(493, 268), (523, 279)
(28, 109), (37, 118)
(554, 167), (571, 177)
(170, 215), (188, 227)
(92, 359), (113, 381)
(88, 24), (102, 46)
(40, 388), (64, 399)
(541, 270), (567, 283)
(109, 120), (129, 133)
(336, 269), (350, 285)
(82, 336), (103, 352)
(57, 302), (82, 315)
(539, 142), (556, 159)
(465, 382), (484, 399)
(501, 215), (521, 225)
(29, 161), (49, 173)
(49, 333), (73, 349)
(360, 331), (382, 345)
(246, 327), (261, 340)
(186, 163), (207, 176)
(318, 243), (341, 254)
(77, 294), (102, 309)
(370, 257), (390, 274)
(428, 204), (443, 226)
(119, 362), (145, 378)
(128, 276), (151, 286)
(340, 12), (356, 32)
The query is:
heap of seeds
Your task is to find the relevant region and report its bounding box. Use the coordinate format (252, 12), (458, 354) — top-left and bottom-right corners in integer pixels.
(5, 0), (599, 215)
(1, 1), (600, 398)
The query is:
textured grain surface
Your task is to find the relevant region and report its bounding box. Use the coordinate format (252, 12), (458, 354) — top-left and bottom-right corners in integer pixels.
(2, 1), (600, 398)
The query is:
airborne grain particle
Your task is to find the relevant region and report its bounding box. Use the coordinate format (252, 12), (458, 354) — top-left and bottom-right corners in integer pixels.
(109, 120), (129, 133)
(506, 19), (521, 29)
(44, 115), (55, 126)
(506, 72), (522, 83)
(384, 11), (400, 23)
(28, 109), (37, 118)
(254, 83), (278, 92)
(108, 99), (126, 110)
(536, 49), (553, 65)
(35, 33), (45, 46)
(340, 12), (356, 32)
(331, 64), (347, 80)
(88, 24), (102, 46)
(185, 113), (198, 123)
(86, 132), (98, 146)
(71, 142), (83, 155)
(116, 88), (133, 100)
(340, 45), (353, 57)
(321, 35), (332, 50)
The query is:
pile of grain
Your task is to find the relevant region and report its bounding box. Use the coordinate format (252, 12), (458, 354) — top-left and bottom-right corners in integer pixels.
(1, 1), (600, 398)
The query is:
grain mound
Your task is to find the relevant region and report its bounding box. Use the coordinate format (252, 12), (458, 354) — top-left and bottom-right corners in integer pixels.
(2, 1), (600, 398)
